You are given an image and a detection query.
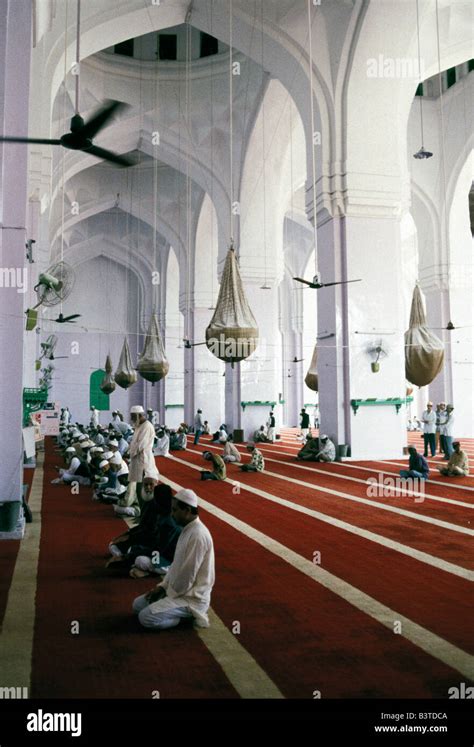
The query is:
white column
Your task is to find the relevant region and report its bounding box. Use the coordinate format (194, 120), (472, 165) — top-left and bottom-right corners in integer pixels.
(0, 0), (32, 504)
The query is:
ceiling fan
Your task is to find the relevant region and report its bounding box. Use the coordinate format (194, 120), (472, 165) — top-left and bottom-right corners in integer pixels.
(293, 273), (362, 289)
(0, 0), (135, 167)
(429, 321), (471, 331)
(53, 312), (82, 324)
(182, 338), (207, 349)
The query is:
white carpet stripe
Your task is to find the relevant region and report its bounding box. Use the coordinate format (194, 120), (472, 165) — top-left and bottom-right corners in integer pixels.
(0, 452), (44, 692)
(167, 455), (473, 580)
(202, 444), (472, 509)
(160, 472), (474, 682)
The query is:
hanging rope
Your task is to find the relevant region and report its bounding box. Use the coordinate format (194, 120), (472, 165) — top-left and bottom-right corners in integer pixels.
(74, 0), (81, 114)
(415, 0), (426, 147)
(260, 0), (268, 288)
(229, 0), (234, 244)
(307, 0), (319, 270)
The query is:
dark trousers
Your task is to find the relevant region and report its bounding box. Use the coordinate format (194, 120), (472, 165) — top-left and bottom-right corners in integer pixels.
(423, 433), (435, 457)
(194, 429), (202, 445)
(201, 471), (218, 481)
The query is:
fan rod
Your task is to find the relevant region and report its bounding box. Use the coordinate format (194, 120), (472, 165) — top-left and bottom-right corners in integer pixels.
(75, 0), (81, 114)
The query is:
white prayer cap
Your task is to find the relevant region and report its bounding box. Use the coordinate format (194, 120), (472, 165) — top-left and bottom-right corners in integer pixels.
(65, 447), (76, 453)
(109, 453), (122, 466)
(175, 488), (198, 508)
(94, 447), (104, 453)
(99, 459), (109, 469)
(130, 405), (144, 414)
(78, 434), (87, 441)
(108, 439), (119, 447)
(82, 440), (95, 448)
(320, 434), (328, 440)
(103, 451), (113, 460)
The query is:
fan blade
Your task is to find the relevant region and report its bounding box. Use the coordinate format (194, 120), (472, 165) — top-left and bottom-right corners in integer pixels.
(321, 279), (362, 288)
(80, 100), (129, 140)
(0, 136), (62, 145)
(82, 144), (135, 167)
(293, 277), (313, 286)
(62, 314), (81, 322)
(191, 342), (207, 347)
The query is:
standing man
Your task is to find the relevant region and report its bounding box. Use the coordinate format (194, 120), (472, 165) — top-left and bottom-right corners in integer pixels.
(421, 401), (436, 458)
(440, 404), (455, 460)
(194, 409), (204, 446)
(266, 411), (276, 443)
(121, 405), (159, 513)
(132, 489), (215, 630)
(437, 402), (448, 456)
(90, 406), (99, 428)
(300, 408), (310, 441)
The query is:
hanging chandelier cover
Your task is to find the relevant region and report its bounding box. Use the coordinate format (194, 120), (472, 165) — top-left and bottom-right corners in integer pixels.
(305, 344), (319, 392)
(137, 314), (169, 383)
(115, 338), (137, 389)
(100, 354), (116, 395)
(205, 247), (259, 364)
(405, 285), (444, 386)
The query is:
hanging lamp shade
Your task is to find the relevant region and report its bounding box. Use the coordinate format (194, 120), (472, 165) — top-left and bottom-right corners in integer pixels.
(205, 247), (259, 364)
(305, 344), (319, 392)
(114, 338), (137, 389)
(405, 285), (444, 386)
(100, 354), (116, 395)
(137, 314), (169, 383)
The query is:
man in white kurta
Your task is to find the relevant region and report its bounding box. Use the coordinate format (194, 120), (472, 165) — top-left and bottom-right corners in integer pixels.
(154, 430), (170, 457)
(118, 406), (158, 515)
(132, 489), (215, 630)
(421, 402), (436, 457)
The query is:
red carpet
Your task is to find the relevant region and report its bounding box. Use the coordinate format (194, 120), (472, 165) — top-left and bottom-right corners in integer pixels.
(30, 440), (238, 698)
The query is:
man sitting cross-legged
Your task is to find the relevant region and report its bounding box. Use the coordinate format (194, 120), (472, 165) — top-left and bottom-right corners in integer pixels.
(438, 441), (469, 477)
(132, 489), (215, 630)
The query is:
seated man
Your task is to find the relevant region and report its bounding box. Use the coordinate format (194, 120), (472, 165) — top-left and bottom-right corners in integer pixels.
(107, 481), (180, 575)
(203, 421), (211, 435)
(222, 437), (241, 463)
(51, 447), (91, 485)
(297, 435), (320, 461)
(200, 451), (226, 481)
(240, 443), (265, 472)
(438, 441), (469, 477)
(253, 425), (269, 443)
(169, 429), (187, 451)
(399, 445), (429, 480)
(132, 489), (215, 630)
(313, 434), (336, 463)
(154, 429), (170, 457)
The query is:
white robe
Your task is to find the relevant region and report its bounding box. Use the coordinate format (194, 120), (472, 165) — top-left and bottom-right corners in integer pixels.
(159, 518), (215, 627)
(128, 420), (157, 481)
(90, 410), (99, 427)
(154, 434), (170, 457)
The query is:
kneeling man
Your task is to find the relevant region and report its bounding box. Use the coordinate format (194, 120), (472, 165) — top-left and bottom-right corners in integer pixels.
(132, 489), (215, 629)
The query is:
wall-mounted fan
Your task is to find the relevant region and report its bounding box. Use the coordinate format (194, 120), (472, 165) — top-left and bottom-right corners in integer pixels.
(39, 334), (69, 361)
(366, 340), (389, 373)
(26, 261), (75, 330)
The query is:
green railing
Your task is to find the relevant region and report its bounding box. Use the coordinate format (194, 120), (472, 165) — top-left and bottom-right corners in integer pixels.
(241, 400), (277, 411)
(350, 397), (413, 415)
(165, 404), (184, 409)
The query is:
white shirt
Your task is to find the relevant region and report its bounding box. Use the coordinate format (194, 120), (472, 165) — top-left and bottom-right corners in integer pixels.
(223, 441), (240, 460)
(67, 457), (80, 474)
(194, 413), (204, 430)
(218, 429), (228, 443)
(440, 412), (454, 437)
(422, 410), (436, 434)
(318, 439), (336, 461)
(129, 419), (157, 481)
(155, 433), (170, 457)
(117, 437), (129, 456)
(160, 518), (215, 628)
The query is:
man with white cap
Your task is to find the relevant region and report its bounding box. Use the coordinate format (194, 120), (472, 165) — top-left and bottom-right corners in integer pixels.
(132, 488), (215, 630)
(193, 409), (204, 445)
(312, 434), (336, 463)
(128, 405), (157, 483)
(52, 448), (91, 485)
(421, 402), (436, 457)
(90, 406), (99, 428)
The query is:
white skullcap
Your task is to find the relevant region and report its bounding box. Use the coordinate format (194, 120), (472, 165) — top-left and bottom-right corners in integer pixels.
(175, 488), (198, 508)
(108, 439), (118, 447)
(102, 451), (113, 460)
(65, 447), (76, 453)
(98, 459), (108, 469)
(93, 447), (104, 453)
(130, 405), (144, 414)
(320, 434), (328, 440)
(78, 434), (87, 441)
(109, 453), (122, 466)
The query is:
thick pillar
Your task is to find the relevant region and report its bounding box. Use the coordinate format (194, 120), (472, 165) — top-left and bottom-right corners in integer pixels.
(0, 0), (31, 504)
(317, 210), (406, 459)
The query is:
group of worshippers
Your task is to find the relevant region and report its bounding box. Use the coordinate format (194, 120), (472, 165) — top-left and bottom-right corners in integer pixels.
(56, 405), (216, 631)
(199, 441), (265, 480)
(399, 440), (469, 480)
(421, 401), (456, 459)
(251, 411), (277, 444)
